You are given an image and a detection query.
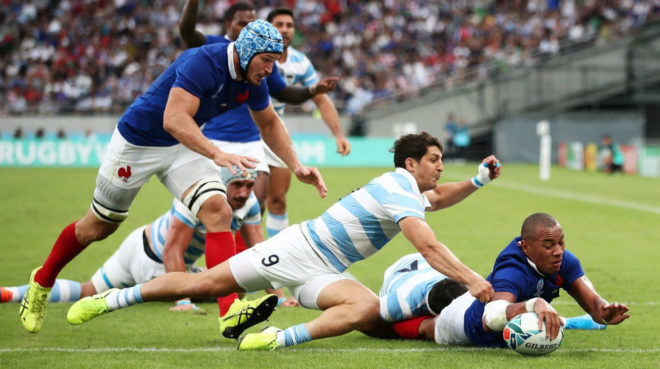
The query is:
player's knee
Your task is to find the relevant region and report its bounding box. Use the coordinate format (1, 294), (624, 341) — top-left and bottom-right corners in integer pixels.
(76, 217), (118, 244)
(348, 298), (381, 329)
(197, 196), (232, 230)
(186, 274), (227, 299)
(267, 195), (286, 213)
(182, 178), (230, 227)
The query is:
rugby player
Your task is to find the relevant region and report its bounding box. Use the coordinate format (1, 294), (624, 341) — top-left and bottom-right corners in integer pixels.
(19, 20), (326, 333)
(66, 132), (498, 351)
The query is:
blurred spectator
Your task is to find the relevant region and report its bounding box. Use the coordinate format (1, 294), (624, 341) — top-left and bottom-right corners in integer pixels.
(13, 127), (23, 139)
(443, 112), (457, 158)
(453, 117), (470, 160)
(56, 128), (66, 139)
(600, 134), (624, 174)
(0, 0), (658, 116)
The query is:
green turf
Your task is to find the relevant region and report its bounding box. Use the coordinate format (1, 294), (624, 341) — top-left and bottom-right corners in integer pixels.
(1, 165), (659, 368)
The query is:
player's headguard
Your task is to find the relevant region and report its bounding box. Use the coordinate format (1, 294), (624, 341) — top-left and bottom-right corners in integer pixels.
(235, 19), (283, 72)
(220, 165), (258, 185)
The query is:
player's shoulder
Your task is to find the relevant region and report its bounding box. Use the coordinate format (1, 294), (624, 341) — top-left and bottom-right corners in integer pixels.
(286, 46), (310, 62)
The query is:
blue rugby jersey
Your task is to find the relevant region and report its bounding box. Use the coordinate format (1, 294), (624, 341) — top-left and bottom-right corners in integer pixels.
(117, 42), (270, 146)
(201, 35), (287, 142)
(463, 236), (584, 347)
(379, 253), (448, 322)
(302, 168), (430, 273)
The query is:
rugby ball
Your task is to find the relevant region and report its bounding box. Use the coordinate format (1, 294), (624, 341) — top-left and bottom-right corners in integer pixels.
(503, 312), (564, 356)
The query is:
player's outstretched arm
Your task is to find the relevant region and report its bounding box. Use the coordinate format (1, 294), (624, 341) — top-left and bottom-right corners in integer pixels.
(251, 104), (327, 198)
(239, 224), (264, 248)
(179, 0), (207, 48)
(567, 275), (630, 325)
(160, 215), (204, 312)
(399, 217), (493, 302)
(164, 88), (258, 172)
(312, 93), (351, 156)
(424, 155), (501, 211)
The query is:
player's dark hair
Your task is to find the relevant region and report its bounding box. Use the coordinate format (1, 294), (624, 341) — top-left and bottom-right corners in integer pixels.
(427, 279), (467, 315)
(391, 131), (443, 168)
(521, 213), (559, 242)
(267, 8), (295, 23)
(223, 2), (255, 24)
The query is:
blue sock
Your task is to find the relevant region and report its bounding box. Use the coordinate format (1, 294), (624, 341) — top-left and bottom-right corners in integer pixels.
(565, 314), (606, 330)
(277, 323), (312, 347)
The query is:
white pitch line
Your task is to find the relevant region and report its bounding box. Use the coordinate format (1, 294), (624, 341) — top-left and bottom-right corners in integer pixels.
(0, 347), (658, 354)
(494, 181), (660, 215)
(441, 174), (660, 215)
(552, 301), (658, 306)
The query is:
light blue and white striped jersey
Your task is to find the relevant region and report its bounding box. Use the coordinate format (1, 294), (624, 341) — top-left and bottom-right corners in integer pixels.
(378, 253), (448, 322)
(272, 46), (319, 115)
(149, 193), (260, 266)
(302, 168), (430, 273)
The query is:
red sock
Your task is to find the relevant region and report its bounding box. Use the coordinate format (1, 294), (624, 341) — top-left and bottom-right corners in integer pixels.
(392, 316), (432, 339)
(35, 222), (85, 287)
(205, 231), (238, 315)
(234, 231), (247, 254)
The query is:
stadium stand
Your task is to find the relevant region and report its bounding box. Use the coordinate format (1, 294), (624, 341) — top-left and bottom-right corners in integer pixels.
(0, 0), (658, 116)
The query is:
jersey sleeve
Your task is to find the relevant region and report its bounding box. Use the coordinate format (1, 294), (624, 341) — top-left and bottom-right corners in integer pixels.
(205, 35), (226, 45)
(560, 250), (585, 289)
(266, 63), (286, 95)
(171, 199), (197, 229)
(490, 266), (527, 300)
(247, 80), (271, 112)
(380, 177), (426, 222)
(242, 193), (262, 225)
(300, 55), (319, 86)
(173, 49), (223, 100)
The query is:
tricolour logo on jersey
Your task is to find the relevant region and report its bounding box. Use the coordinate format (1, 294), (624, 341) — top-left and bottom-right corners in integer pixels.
(236, 90), (249, 104)
(118, 165), (132, 182)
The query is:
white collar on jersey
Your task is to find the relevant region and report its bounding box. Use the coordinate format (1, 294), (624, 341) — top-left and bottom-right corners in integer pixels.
(526, 257), (547, 277)
(227, 42), (238, 81)
(395, 167), (432, 209)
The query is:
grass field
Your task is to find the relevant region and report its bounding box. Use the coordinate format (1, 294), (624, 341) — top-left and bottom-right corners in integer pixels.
(1, 164), (659, 368)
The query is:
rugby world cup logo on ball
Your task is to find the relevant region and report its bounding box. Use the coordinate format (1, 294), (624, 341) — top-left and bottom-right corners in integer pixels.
(503, 312), (564, 356)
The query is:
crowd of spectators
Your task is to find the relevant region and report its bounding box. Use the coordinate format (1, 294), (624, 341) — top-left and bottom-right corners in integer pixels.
(1, 0), (659, 117)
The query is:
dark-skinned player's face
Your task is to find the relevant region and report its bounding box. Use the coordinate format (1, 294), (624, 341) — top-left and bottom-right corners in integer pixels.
(521, 225), (565, 275)
(226, 10), (256, 41)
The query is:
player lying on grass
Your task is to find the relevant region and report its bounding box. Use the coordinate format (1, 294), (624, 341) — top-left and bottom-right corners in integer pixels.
(2, 167), (297, 309)
(378, 252), (610, 342)
(66, 132), (499, 350)
(20, 19), (326, 334)
(380, 213), (629, 347)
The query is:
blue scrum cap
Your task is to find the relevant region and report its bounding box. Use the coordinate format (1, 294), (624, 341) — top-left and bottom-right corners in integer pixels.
(220, 165), (258, 185)
(235, 19), (284, 72)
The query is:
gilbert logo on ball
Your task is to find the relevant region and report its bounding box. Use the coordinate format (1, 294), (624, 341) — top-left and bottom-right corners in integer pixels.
(503, 312), (564, 356)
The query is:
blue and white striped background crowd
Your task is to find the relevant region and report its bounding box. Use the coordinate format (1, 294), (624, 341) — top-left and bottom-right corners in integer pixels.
(1, 0), (658, 116)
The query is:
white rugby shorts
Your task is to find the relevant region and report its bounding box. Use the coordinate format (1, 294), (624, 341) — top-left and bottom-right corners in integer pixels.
(90, 226), (166, 292)
(229, 224), (349, 309)
(433, 291), (475, 345)
(262, 139), (288, 169)
(94, 128), (221, 211)
(210, 139), (269, 174)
